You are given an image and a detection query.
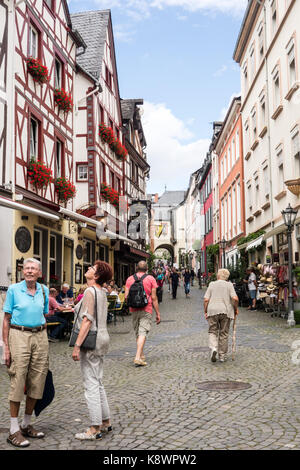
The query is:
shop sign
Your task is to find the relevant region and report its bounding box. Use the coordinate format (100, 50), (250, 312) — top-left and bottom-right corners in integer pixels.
(38, 216), (62, 231)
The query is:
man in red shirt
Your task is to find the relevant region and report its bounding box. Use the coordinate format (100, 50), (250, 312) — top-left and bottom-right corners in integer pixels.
(125, 261), (161, 367)
(45, 288), (68, 342)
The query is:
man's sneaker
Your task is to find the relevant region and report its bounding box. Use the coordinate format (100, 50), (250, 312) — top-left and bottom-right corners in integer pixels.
(210, 349), (217, 363)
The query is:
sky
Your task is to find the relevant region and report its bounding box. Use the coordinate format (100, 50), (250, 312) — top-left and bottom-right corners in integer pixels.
(68, 0), (248, 195)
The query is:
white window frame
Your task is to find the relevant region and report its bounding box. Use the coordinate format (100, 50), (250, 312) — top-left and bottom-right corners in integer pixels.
(33, 229), (42, 261)
(30, 117), (38, 159)
(29, 25), (38, 58)
(77, 164), (88, 181)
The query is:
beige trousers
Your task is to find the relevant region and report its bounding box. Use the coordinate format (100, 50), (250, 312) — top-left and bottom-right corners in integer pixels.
(207, 314), (231, 358)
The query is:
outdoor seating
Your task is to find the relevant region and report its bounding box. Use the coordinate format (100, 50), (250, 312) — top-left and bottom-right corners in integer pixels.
(107, 295), (117, 324)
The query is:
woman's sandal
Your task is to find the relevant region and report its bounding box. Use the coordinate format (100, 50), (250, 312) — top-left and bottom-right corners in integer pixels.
(20, 425), (45, 438)
(7, 430), (30, 448)
(101, 425), (113, 433)
(75, 429), (102, 440)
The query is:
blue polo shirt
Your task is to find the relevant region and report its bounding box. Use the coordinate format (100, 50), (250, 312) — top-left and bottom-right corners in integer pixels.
(4, 281), (49, 328)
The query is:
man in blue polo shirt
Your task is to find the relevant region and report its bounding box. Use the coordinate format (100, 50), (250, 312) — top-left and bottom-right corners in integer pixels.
(3, 258), (49, 448)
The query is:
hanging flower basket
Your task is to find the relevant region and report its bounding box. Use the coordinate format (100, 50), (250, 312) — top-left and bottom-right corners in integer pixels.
(99, 124), (128, 161)
(27, 159), (53, 189)
(100, 183), (120, 208)
(54, 88), (73, 113)
(54, 177), (76, 202)
(27, 57), (49, 84)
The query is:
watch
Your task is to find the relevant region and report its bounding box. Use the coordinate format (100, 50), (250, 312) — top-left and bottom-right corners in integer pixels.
(75, 343), (81, 348)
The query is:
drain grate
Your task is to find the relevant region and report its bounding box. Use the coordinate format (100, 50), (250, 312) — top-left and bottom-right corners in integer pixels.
(187, 347), (210, 353)
(196, 381), (252, 391)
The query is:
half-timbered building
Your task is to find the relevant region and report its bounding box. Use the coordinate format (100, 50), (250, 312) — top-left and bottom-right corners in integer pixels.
(0, 0), (85, 287)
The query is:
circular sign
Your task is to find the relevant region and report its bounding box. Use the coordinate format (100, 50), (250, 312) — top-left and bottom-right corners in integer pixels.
(76, 244), (83, 260)
(15, 227), (31, 253)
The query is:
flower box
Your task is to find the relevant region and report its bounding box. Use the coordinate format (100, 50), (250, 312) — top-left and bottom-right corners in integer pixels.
(100, 183), (120, 208)
(54, 88), (73, 113)
(99, 123), (128, 161)
(27, 57), (49, 84)
(54, 177), (76, 202)
(27, 159), (53, 189)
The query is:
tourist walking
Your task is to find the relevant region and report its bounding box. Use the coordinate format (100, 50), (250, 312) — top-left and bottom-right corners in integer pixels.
(183, 268), (192, 297)
(3, 258), (49, 448)
(125, 261), (161, 367)
(156, 269), (164, 303)
(71, 260), (113, 440)
(191, 269), (195, 286)
(170, 267), (180, 299)
(203, 269), (239, 363)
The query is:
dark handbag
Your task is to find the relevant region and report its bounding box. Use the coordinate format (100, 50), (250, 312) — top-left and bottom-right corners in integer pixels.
(69, 286), (98, 350)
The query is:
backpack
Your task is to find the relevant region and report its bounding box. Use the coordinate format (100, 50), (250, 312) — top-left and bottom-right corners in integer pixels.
(127, 274), (149, 308)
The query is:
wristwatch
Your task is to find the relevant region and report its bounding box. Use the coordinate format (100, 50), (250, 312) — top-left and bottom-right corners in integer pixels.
(75, 343), (81, 348)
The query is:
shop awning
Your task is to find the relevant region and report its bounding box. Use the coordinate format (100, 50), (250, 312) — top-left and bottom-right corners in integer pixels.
(129, 247), (150, 259)
(246, 235), (264, 251)
(0, 195), (60, 221)
(263, 224), (286, 240)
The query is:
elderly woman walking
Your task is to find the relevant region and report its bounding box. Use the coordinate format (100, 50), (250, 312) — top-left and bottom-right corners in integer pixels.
(71, 260), (113, 440)
(204, 269), (239, 363)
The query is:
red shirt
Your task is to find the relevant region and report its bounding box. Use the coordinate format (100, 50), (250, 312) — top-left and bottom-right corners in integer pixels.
(46, 296), (60, 317)
(125, 273), (157, 314)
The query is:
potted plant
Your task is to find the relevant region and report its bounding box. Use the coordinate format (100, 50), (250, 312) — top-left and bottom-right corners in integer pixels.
(99, 124), (128, 160)
(54, 88), (73, 113)
(54, 177), (76, 202)
(100, 183), (120, 208)
(27, 57), (49, 84)
(27, 159), (53, 189)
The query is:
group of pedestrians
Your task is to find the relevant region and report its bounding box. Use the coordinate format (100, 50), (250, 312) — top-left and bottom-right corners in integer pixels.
(2, 255), (239, 448)
(2, 258), (161, 446)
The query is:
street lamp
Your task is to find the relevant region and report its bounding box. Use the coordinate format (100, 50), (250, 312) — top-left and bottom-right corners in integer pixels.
(282, 203), (298, 327)
(220, 238), (227, 268)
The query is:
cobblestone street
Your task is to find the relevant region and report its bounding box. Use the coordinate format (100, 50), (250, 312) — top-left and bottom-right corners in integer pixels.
(1, 285), (300, 451)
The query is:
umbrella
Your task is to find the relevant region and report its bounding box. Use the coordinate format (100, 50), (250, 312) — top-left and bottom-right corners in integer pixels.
(34, 370), (55, 417)
(232, 316), (237, 361)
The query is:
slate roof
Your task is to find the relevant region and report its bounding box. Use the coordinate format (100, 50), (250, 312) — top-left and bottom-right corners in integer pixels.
(121, 99), (143, 120)
(157, 191), (186, 206)
(70, 10), (110, 80)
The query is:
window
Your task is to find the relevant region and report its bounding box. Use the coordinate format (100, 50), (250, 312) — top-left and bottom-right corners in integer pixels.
(105, 66), (112, 89)
(233, 186), (236, 236)
(276, 145), (284, 192)
(101, 162), (106, 183)
(29, 24), (39, 58)
(236, 131), (240, 160)
(83, 239), (93, 266)
(116, 177), (121, 194)
(30, 117), (39, 159)
(245, 121), (250, 152)
(260, 92), (266, 129)
(287, 42), (297, 88)
(237, 181), (241, 231)
(258, 23), (264, 60)
(271, 0), (277, 36)
(55, 57), (63, 89)
(55, 138), (63, 178)
(254, 173), (260, 208)
(263, 165), (270, 196)
(49, 234), (56, 278)
(291, 126), (300, 158)
(243, 63), (248, 94)
(248, 183), (252, 209)
(224, 153), (227, 178)
(110, 171), (114, 189)
(273, 68), (281, 110)
(33, 229), (42, 261)
(251, 108), (257, 141)
(232, 138), (235, 164)
(99, 104), (104, 124)
(221, 160), (224, 184)
(77, 164), (88, 181)
(250, 45), (255, 81)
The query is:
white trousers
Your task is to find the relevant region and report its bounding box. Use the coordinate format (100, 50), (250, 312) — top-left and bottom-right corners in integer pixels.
(80, 351), (110, 426)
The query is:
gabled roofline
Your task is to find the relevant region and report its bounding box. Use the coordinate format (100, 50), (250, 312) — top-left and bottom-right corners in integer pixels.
(212, 96), (241, 153)
(233, 0), (261, 64)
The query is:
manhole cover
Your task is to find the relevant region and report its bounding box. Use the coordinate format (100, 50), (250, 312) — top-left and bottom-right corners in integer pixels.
(196, 381), (252, 391)
(161, 320), (175, 323)
(187, 347), (210, 353)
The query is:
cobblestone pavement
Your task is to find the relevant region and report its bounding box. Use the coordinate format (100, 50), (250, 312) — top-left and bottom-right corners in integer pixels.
(1, 285), (300, 451)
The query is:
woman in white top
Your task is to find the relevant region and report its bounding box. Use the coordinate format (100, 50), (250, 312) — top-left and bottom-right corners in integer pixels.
(71, 260), (113, 440)
(204, 269), (239, 363)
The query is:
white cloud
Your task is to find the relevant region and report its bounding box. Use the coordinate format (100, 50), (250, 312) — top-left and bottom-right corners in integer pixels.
(142, 102), (210, 193)
(80, 0), (248, 19)
(213, 64), (228, 77)
(114, 24), (136, 43)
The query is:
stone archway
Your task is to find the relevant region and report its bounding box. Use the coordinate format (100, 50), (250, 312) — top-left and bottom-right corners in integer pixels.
(154, 244), (175, 264)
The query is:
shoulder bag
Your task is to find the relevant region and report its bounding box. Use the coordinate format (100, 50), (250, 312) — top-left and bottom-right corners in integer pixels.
(69, 286), (98, 350)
